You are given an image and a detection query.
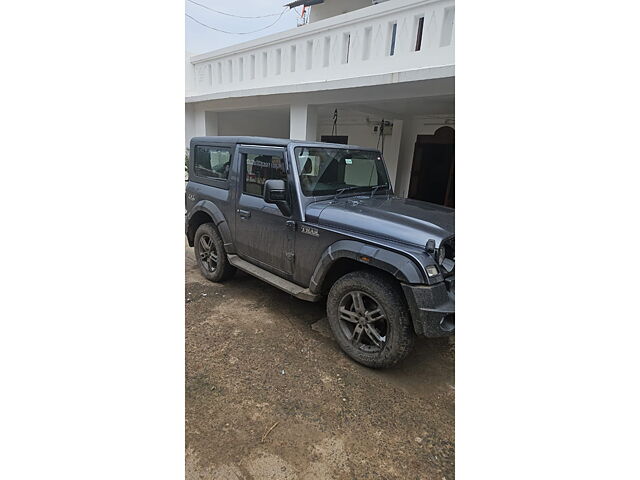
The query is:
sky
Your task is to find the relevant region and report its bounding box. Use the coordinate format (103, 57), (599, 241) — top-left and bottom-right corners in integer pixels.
(185, 0), (302, 55)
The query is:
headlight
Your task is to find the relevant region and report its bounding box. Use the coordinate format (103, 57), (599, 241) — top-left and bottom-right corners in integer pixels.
(437, 246), (446, 265)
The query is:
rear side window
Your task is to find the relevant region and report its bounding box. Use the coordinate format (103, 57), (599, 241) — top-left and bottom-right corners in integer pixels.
(194, 145), (231, 179)
(243, 152), (287, 196)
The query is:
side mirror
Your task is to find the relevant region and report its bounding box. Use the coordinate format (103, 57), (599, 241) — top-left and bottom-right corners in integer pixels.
(263, 179), (291, 217)
(264, 179), (286, 202)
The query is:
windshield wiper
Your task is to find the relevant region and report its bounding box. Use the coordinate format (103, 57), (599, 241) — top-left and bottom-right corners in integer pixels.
(333, 185), (364, 200)
(333, 184), (389, 200)
(369, 183), (389, 198)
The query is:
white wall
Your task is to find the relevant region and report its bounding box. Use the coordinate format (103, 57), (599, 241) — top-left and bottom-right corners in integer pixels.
(218, 110), (290, 139)
(185, 52), (195, 95)
(185, 108), (290, 146)
(188, 0), (455, 100)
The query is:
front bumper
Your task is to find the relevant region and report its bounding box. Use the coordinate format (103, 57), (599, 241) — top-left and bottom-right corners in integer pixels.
(402, 278), (455, 337)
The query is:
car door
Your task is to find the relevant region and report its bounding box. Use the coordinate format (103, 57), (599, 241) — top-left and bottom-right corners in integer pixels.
(234, 145), (295, 276)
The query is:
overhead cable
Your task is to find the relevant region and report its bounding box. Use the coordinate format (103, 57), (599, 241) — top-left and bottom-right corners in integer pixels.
(185, 8), (288, 35)
(186, 0), (283, 19)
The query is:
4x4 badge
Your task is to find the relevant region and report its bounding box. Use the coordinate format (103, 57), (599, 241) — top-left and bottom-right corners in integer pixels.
(300, 225), (319, 237)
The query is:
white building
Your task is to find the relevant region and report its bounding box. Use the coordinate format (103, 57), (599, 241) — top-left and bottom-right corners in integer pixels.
(185, 0), (454, 207)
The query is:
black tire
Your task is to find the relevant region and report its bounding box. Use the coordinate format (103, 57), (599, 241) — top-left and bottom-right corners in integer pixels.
(327, 270), (415, 368)
(194, 223), (236, 282)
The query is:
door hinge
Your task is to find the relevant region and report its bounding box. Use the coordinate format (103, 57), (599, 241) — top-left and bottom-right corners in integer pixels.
(286, 220), (296, 231)
(286, 252), (295, 261)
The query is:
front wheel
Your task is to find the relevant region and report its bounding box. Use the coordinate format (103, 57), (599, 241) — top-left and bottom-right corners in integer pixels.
(326, 270), (415, 368)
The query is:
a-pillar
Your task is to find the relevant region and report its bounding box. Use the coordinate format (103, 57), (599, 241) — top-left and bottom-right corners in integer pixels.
(289, 103), (318, 141)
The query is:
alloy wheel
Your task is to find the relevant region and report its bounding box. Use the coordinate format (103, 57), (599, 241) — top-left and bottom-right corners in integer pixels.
(337, 290), (388, 352)
(197, 234), (218, 273)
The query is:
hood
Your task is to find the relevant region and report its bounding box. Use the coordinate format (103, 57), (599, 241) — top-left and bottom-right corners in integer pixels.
(305, 195), (454, 248)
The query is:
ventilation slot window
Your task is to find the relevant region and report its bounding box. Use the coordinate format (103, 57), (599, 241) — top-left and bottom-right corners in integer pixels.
(306, 40), (313, 70)
(341, 33), (351, 64)
(323, 36), (331, 67)
(290, 45), (297, 72)
(389, 22), (398, 56)
(262, 52), (268, 77)
(415, 16), (425, 51)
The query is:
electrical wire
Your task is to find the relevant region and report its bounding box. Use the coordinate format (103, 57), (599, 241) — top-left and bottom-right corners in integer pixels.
(332, 109), (338, 136)
(377, 119), (386, 154)
(186, 0), (283, 19)
(185, 8), (288, 35)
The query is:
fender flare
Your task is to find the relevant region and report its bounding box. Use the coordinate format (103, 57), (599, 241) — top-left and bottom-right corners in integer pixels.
(308, 240), (425, 295)
(186, 200), (234, 252)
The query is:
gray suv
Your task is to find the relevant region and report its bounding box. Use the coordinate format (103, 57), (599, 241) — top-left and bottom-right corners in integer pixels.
(186, 136), (454, 368)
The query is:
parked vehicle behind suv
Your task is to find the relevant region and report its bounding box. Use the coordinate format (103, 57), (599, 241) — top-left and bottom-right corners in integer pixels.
(185, 136), (454, 368)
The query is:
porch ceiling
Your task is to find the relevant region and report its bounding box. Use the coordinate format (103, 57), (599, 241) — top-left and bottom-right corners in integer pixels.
(316, 95), (454, 119)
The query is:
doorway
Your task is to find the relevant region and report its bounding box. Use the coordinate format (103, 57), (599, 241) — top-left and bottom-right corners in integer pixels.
(407, 126), (454, 208)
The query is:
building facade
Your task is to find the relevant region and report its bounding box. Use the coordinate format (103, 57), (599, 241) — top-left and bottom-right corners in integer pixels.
(185, 0), (454, 206)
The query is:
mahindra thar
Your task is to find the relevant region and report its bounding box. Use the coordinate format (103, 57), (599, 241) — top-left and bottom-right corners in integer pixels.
(186, 136), (454, 368)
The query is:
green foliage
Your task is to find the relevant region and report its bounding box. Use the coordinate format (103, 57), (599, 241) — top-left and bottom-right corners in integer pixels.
(185, 149), (189, 180)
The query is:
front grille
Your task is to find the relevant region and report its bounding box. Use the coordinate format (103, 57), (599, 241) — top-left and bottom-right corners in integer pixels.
(443, 236), (454, 260)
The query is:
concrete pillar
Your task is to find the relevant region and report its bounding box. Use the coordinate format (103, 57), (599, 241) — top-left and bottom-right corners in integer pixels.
(190, 106), (219, 138)
(185, 104), (195, 148)
(193, 105), (206, 137)
(290, 103), (318, 141)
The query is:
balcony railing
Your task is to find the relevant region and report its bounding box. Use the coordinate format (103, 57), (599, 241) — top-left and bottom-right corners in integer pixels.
(187, 0), (454, 98)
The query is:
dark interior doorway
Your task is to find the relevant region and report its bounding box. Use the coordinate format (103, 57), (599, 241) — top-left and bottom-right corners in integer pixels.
(408, 126), (454, 208)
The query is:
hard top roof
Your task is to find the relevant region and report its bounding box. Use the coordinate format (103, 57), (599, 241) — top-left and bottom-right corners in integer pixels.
(190, 136), (379, 152)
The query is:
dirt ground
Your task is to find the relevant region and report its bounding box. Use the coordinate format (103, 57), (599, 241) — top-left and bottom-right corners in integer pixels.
(186, 245), (455, 480)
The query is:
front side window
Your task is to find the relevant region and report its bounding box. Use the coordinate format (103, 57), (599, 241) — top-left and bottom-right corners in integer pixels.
(194, 145), (231, 179)
(295, 147), (389, 197)
(243, 152), (287, 196)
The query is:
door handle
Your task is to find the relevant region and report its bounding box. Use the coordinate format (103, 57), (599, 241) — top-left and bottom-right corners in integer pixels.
(238, 209), (251, 219)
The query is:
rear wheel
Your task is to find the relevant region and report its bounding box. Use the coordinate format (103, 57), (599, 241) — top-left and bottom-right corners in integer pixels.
(327, 270), (415, 368)
(194, 223), (236, 282)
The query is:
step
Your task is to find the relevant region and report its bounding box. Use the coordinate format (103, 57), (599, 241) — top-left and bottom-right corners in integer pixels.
(227, 254), (321, 302)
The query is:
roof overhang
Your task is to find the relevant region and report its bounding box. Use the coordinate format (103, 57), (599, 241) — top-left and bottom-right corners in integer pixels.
(285, 0), (324, 9)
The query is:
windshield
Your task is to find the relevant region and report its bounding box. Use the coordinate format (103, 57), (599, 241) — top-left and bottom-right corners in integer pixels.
(294, 147), (390, 197)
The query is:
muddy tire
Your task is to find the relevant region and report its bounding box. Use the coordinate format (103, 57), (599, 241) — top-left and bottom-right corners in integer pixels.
(194, 223), (236, 282)
(327, 270), (415, 368)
